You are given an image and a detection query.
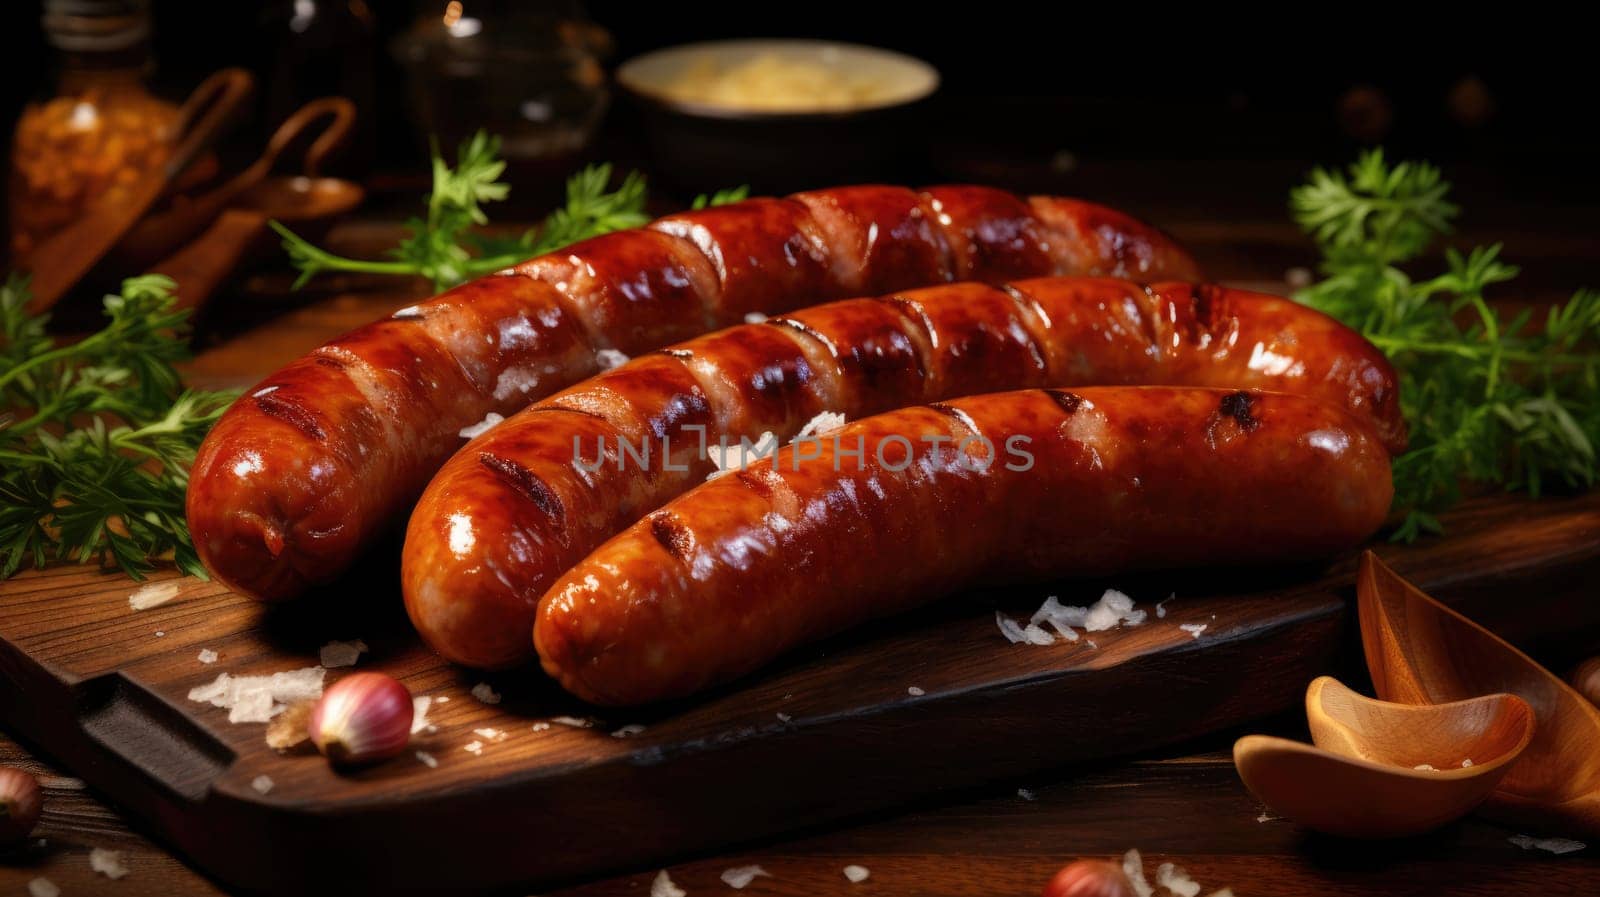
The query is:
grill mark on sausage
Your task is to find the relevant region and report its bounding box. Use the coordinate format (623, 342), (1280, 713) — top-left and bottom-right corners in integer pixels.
(870, 295), (934, 383)
(1220, 391), (1260, 431)
(479, 452), (565, 523)
(254, 393), (326, 440)
(529, 404), (609, 423)
(1044, 389), (1085, 415)
(311, 355), (346, 370)
(649, 513), (695, 561)
(769, 316), (839, 358)
(926, 401), (980, 440)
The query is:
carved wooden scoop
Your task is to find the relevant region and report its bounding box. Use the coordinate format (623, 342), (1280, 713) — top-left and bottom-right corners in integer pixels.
(1359, 551), (1600, 837)
(1235, 676), (1533, 838)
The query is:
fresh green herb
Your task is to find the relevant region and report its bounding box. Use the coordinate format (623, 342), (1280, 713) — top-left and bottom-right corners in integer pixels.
(0, 275), (238, 579)
(272, 130), (746, 292)
(1291, 149), (1600, 539)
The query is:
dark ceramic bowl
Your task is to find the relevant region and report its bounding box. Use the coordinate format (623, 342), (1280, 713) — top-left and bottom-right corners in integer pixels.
(616, 39), (939, 193)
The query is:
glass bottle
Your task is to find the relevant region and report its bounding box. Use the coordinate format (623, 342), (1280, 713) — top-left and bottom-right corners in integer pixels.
(9, 0), (182, 260)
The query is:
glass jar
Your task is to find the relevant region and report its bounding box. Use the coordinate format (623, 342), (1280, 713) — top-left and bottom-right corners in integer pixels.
(9, 0), (181, 260)
(391, 1), (610, 164)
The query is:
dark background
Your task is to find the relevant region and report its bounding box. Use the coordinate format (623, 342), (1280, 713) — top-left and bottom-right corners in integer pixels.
(3, 1), (1597, 247)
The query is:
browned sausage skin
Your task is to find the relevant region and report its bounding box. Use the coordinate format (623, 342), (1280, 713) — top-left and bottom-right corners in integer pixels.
(402, 277), (1402, 669)
(188, 187), (1198, 601)
(535, 387), (1395, 706)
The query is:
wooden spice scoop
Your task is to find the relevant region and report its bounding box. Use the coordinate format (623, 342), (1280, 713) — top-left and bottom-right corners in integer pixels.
(1235, 677), (1533, 838)
(1360, 551), (1600, 837)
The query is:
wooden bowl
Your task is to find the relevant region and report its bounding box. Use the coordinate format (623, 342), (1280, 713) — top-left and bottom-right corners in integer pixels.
(1234, 676), (1533, 838)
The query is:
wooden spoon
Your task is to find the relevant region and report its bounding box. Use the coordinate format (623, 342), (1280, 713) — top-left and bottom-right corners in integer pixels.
(115, 96), (355, 268)
(1234, 678), (1533, 838)
(1359, 550), (1600, 836)
(150, 99), (364, 312)
(21, 68), (254, 314)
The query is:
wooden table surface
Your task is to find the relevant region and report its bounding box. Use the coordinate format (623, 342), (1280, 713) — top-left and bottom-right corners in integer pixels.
(4, 161), (1599, 896)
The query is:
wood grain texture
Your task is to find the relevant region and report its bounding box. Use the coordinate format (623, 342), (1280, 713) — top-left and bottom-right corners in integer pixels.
(2, 490), (1598, 894)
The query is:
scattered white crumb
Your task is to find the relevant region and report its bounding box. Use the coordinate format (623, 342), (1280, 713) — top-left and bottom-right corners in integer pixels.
(1180, 623), (1208, 639)
(318, 639), (369, 669)
(652, 870), (686, 897)
(473, 727), (508, 743)
(1415, 764), (1438, 771)
(1256, 812), (1275, 823)
(154, 631), (166, 638)
(411, 696), (434, 734)
(707, 432), (778, 478)
(188, 667), (326, 724)
(464, 741), (484, 756)
(775, 712), (792, 723)
(197, 649), (219, 665)
(1156, 594), (1176, 618)
(90, 847), (129, 880)
(843, 865), (870, 883)
(793, 410), (846, 441)
(551, 716), (593, 728)
(1017, 788), (1037, 801)
(129, 581), (181, 610)
(744, 311), (769, 324)
(720, 865), (770, 889)
(1123, 849), (1155, 897)
(531, 722), (552, 732)
(907, 686), (925, 697)
(596, 348), (630, 371)
(1005, 590), (1148, 645)
(458, 412), (505, 440)
(470, 682), (501, 705)
(1156, 862), (1201, 897)
(1462, 758), (1474, 768)
(251, 775), (274, 795)
(415, 750), (438, 768)
(1084, 639), (1098, 649)
(1509, 835), (1586, 854)
(27, 878), (59, 897)
(435, 695), (450, 703)
(612, 724), (647, 738)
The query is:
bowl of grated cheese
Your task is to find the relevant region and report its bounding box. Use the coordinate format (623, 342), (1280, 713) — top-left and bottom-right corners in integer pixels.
(616, 39), (939, 190)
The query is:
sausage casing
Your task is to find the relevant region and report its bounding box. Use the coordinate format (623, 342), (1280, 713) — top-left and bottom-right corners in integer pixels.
(402, 278), (1402, 669)
(536, 386), (1395, 705)
(188, 187), (1198, 601)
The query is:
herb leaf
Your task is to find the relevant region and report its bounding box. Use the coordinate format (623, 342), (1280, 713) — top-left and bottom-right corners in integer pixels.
(1290, 149), (1599, 538)
(0, 275), (237, 580)
(272, 132), (745, 292)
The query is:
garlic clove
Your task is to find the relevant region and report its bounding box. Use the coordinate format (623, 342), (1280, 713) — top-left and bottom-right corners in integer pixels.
(1042, 860), (1137, 897)
(309, 672), (414, 767)
(0, 766), (43, 843)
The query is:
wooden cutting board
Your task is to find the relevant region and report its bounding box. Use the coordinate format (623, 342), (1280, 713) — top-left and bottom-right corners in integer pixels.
(1, 491), (1597, 895)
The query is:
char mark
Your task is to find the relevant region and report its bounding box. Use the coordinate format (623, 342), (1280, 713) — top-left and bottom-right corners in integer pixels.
(1219, 391), (1260, 431)
(534, 404), (610, 423)
(1044, 389), (1084, 415)
(478, 452), (565, 523)
(649, 513), (695, 561)
(254, 393), (326, 440)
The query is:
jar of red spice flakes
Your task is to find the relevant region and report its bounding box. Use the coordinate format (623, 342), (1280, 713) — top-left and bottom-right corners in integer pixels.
(8, 0), (181, 261)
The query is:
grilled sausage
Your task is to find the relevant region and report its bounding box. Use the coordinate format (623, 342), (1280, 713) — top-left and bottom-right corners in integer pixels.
(402, 278), (1403, 669)
(536, 386), (1395, 705)
(187, 187), (1199, 601)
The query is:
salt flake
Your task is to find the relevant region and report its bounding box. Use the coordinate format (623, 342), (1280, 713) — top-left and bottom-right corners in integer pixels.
(416, 750), (438, 768)
(197, 649), (219, 664)
(458, 412), (504, 440)
(251, 775), (274, 795)
(90, 847), (129, 879)
(651, 870), (686, 897)
(411, 696), (434, 734)
(720, 865), (770, 889)
(470, 682), (501, 705)
(128, 581), (180, 610)
(1180, 623), (1208, 639)
(596, 348), (630, 371)
(843, 865), (870, 883)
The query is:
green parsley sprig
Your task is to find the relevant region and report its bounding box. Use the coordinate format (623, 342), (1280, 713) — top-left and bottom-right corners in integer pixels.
(0, 275), (238, 579)
(1290, 150), (1600, 539)
(271, 130), (748, 292)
